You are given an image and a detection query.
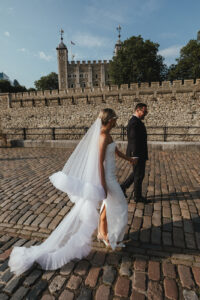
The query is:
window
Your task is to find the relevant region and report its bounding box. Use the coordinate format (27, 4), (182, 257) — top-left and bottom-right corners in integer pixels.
(71, 84), (74, 88)
(80, 74), (83, 78)
(68, 74), (71, 78)
(95, 74), (98, 79)
(73, 74), (76, 78)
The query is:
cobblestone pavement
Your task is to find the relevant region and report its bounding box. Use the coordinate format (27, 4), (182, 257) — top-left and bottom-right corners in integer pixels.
(0, 147), (200, 299)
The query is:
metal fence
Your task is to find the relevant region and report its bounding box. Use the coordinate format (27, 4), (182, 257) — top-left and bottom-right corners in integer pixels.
(4, 126), (200, 142)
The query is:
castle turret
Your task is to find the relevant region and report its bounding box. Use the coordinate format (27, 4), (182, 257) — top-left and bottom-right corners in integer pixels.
(57, 29), (68, 90)
(114, 25), (122, 56)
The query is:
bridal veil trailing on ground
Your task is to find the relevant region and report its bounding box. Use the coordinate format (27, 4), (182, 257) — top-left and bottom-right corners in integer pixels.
(8, 118), (105, 276)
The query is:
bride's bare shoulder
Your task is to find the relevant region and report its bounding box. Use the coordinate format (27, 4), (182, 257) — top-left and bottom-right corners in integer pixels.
(99, 132), (109, 146)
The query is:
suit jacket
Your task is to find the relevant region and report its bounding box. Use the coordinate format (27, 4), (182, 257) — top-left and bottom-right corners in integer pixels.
(126, 115), (148, 160)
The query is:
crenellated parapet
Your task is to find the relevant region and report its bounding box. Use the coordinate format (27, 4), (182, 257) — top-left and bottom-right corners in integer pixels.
(68, 60), (111, 65)
(1, 78), (199, 105)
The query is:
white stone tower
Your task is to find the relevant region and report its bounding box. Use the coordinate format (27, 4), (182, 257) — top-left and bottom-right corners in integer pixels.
(57, 29), (68, 90)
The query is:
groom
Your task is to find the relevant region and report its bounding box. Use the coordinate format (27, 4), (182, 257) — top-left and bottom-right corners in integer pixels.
(121, 103), (148, 203)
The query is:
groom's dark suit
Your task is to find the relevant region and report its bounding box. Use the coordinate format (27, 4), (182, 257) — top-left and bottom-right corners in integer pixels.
(121, 115), (148, 200)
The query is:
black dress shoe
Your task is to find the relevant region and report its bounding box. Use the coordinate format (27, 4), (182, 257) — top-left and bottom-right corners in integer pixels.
(120, 185), (128, 198)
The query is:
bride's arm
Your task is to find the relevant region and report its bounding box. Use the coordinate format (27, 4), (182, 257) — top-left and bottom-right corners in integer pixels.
(99, 134), (108, 197)
(115, 146), (138, 165)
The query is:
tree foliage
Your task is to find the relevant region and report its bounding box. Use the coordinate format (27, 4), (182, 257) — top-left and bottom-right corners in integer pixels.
(167, 39), (200, 80)
(34, 72), (58, 90)
(0, 79), (27, 93)
(109, 36), (167, 85)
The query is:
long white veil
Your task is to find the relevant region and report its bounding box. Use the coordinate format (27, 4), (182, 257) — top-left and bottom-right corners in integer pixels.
(9, 118), (105, 276)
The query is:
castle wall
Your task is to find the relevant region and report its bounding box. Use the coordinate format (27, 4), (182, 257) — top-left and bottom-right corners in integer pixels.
(1, 79), (200, 141)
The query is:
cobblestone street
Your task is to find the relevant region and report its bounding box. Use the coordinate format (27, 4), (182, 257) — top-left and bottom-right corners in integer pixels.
(0, 146), (200, 299)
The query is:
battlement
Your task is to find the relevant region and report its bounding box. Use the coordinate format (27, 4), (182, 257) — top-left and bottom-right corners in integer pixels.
(68, 59), (111, 65)
(2, 78), (199, 101)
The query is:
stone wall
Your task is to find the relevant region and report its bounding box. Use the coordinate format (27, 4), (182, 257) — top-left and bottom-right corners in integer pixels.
(0, 79), (200, 141)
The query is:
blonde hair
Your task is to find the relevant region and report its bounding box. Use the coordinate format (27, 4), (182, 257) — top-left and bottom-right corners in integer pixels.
(98, 108), (117, 126)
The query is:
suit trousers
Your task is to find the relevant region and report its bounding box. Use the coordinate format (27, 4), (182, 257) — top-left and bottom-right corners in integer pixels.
(122, 159), (146, 198)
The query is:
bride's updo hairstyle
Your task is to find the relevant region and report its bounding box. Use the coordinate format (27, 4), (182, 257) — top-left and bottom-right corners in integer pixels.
(99, 108), (117, 126)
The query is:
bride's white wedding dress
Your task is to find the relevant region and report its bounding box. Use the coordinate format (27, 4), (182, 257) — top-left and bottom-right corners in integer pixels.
(8, 120), (128, 276)
(101, 142), (128, 249)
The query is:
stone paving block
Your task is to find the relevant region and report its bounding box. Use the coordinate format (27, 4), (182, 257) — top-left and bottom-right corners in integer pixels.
(151, 227), (161, 244)
(102, 265), (116, 285)
(0, 293), (9, 300)
(67, 275), (82, 290)
(59, 290), (74, 300)
(148, 261), (160, 281)
(106, 253), (120, 265)
(164, 278), (178, 300)
(130, 290), (145, 300)
(10, 286), (29, 300)
(119, 256), (132, 276)
(147, 280), (163, 300)
(23, 269), (42, 287)
(162, 262), (176, 278)
(74, 260), (90, 276)
(163, 231), (172, 246)
(85, 267), (100, 287)
(185, 233), (196, 249)
(132, 272), (146, 292)
(173, 227), (185, 248)
(77, 287), (92, 300)
(60, 261), (75, 276)
(192, 267), (200, 287)
(95, 284), (110, 300)
(3, 276), (24, 295)
(134, 259), (147, 272)
(48, 275), (66, 294)
(114, 276), (130, 298)
(91, 251), (106, 267)
(26, 280), (48, 299)
(0, 268), (13, 283)
(182, 289), (199, 300)
(140, 228), (150, 243)
(178, 265), (195, 289)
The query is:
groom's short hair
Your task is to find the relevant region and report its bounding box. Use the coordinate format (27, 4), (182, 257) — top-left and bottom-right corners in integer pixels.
(135, 103), (147, 111)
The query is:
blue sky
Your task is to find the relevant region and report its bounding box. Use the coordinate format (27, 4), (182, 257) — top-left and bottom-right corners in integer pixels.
(0, 0), (200, 88)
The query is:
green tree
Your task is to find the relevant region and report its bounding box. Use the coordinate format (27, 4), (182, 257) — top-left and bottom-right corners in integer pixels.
(109, 35), (167, 85)
(0, 80), (12, 93)
(13, 79), (20, 87)
(168, 39), (200, 80)
(34, 72), (58, 90)
(0, 79), (27, 93)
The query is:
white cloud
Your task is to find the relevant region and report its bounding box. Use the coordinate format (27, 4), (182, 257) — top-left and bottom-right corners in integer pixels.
(18, 48), (26, 52)
(158, 45), (182, 58)
(4, 31), (10, 37)
(38, 51), (52, 61)
(73, 33), (110, 48)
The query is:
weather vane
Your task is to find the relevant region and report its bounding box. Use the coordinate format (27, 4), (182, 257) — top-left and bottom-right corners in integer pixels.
(60, 28), (64, 41)
(116, 25), (121, 40)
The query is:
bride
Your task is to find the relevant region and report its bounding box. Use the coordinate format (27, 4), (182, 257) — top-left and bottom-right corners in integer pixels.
(8, 108), (137, 276)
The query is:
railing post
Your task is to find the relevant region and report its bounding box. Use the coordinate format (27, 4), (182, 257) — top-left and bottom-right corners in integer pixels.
(52, 128), (55, 140)
(23, 128), (26, 140)
(122, 126), (125, 141)
(164, 126), (167, 142)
